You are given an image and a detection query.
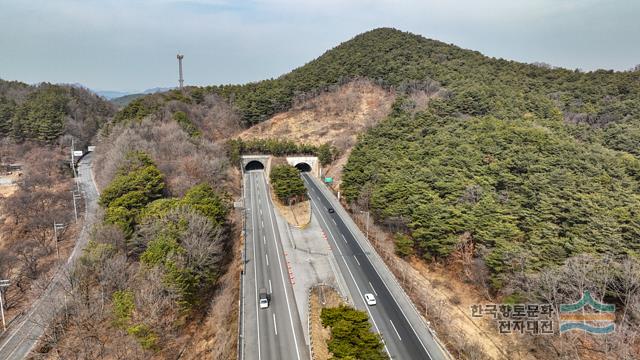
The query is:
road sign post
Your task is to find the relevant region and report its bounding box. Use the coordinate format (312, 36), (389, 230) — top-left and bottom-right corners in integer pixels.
(0, 279), (9, 332)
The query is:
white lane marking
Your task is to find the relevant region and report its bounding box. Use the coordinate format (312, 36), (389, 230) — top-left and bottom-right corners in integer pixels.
(332, 218), (337, 225)
(309, 196), (390, 357)
(248, 173), (262, 360)
(263, 235), (266, 245)
(259, 173), (302, 360)
(390, 320), (402, 341)
(261, 220), (264, 228)
(369, 282), (378, 296)
(342, 234), (348, 244)
(269, 279), (272, 293)
(266, 254), (269, 267)
(354, 256), (361, 266)
(307, 175), (431, 358)
(273, 314), (278, 335)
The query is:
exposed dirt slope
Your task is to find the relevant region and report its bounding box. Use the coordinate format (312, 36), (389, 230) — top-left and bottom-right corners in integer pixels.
(239, 80), (393, 148)
(238, 79), (395, 186)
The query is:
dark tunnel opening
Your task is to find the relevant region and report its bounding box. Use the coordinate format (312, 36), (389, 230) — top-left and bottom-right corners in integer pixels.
(245, 160), (265, 171)
(295, 162), (312, 172)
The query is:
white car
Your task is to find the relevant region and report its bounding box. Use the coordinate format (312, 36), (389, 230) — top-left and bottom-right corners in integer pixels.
(364, 293), (376, 306)
(259, 298), (269, 309)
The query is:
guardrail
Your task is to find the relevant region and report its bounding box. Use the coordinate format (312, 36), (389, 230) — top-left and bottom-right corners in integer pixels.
(237, 171), (247, 360)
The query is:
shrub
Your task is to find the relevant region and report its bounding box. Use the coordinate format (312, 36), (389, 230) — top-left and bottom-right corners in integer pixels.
(320, 305), (388, 360)
(173, 111), (201, 137)
(180, 184), (228, 227)
(270, 165), (307, 203)
(394, 233), (415, 258)
(126, 323), (158, 350)
(112, 290), (135, 327)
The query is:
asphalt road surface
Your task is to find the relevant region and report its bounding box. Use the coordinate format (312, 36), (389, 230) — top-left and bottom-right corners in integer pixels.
(303, 173), (448, 360)
(0, 153), (100, 360)
(242, 170), (308, 360)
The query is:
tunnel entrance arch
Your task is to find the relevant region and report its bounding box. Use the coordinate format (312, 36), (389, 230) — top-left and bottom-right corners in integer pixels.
(286, 156), (319, 178)
(245, 160), (265, 171)
(295, 162), (312, 172)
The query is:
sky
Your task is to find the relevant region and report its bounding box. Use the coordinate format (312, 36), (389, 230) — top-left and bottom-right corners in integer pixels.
(0, 0), (639, 92)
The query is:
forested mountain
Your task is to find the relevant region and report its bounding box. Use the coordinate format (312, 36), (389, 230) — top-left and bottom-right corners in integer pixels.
(206, 28), (640, 157)
(114, 28), (640, 290)
(0, 80), (115, 146)
(195, 28), (639, 289)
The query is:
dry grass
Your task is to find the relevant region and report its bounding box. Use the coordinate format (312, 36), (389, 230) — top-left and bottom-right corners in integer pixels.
(272, 195), (311, 228)
(0, 184), (17, 197)
(239, 79), (394, 149)
(309, 286), (344, 360)
(238, 80), (395, 190)
(0, 172), (21, 197)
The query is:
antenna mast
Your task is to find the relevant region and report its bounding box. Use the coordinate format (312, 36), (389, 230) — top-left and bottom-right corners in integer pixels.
(177, 54), (184, 90)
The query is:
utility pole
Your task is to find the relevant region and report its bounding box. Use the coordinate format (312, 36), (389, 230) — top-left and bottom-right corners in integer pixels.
(177, 54), (184, 90)
(0, 279), (9, 332)
(53, 222), (65, 262)
(72, 191), (82, 223)
(70, 139), (81, 193)
(360, 210), (370, 239)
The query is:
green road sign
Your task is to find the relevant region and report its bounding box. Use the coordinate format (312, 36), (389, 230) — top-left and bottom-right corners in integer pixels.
(324, 177), (333, 183)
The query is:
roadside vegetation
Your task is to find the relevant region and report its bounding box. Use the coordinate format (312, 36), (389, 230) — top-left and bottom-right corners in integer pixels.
(320, 305), (388, 360)
(227, 138), (336, 166)
(343, 97), (640, 287)
(0, 79), (114, 335)
(38, 150), (234, 358)
(270, 164), (307, 204)
(35, 87), (241, 357)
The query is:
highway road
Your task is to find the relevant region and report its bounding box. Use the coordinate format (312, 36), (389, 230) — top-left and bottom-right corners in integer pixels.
(0, 153), (100, 360)
(303, 173), (449, 360)
(242, 170), (308, 360)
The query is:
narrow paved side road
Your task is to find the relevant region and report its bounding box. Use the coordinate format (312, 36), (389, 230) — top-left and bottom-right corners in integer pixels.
(0, 153), (100, 360)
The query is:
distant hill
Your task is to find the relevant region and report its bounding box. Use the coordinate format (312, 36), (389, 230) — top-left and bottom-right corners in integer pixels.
(142, 86), (174, 94)
(106, 86), (176, 107)
(110, 93), (146, 107)
(95, 90), (130, 100)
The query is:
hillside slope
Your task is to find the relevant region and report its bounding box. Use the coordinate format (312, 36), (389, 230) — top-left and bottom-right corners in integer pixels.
(209, 28), (640, 156)
(108, 27), (640, 359)
(239, 80), (394, 147)
(0, 80), (115, 146)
